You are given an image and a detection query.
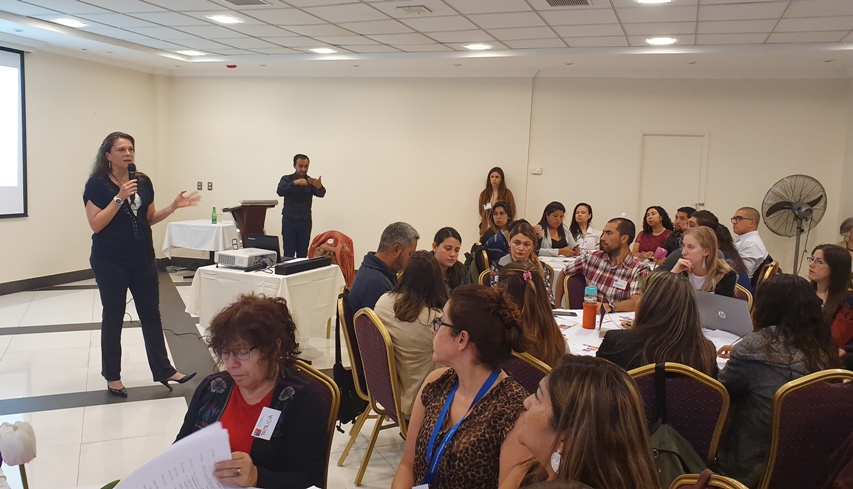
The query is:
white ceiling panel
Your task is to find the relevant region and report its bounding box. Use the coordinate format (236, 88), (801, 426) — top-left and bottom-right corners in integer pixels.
(208, 48), (257, 55)
(696, 32), (769, 44)
(527, 0), (612, 8)
(775, 16), (853, 33)
(303, 4), (387, 23)
(553, 23), (625, 37)
(398, 15), (477, 32)
(248, 46), (300, 54)
(611, 0), (697, 5)
(143, 0), (221, 10)
(766, 31), (848, 43)
(223, 24), (293, 36)
(487, 26), (558, 41)
(622, 21), (696, 36)
(627, 34), (695, 46)
(130, 38), (189, 50)
(504, 38), (567, 49)
(240, 8), (324, 25)
(175, 24), (244, 38)
(125, 25), (199, 40)
(127, 12), (210, 26)
(263, 36), (332, 47)
(400, 44), (453, 52)
(337, 19), (412, 35)
(18, 0), (110, 15)
(366, 32), (436, 44)
(175, 38), (232, 50)
(444, 0), (533, 15)
(181, 10), (265, 25)
(564, 36), (629, 48)
(698, 1), (789, 21)
(540, 9), (618, 26)
(72, 13), (158, 28)
(79, 0), (167, 13)
(219, 37), (279, 49)
(467, 12), (546, 29)
(616, 5), (698, 23)
(312, 35), (380, 45)
(0, 2), (61, 16)
(337, 44), (400, 52)
(369, 0), (458, 18)
(283, 23), (355, 36)
(784, 0), (853, 18)
(427, 29), (494, 43)
(282, 0), (356, 6)
(696, 19), (777, 34)
(84, 26), (153, 40)
(699, 0), (783, 4)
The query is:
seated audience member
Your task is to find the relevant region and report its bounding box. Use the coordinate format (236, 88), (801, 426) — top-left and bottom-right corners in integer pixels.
(597, 272), (718, 376)
(671, 226), (737, 297)
(568, 202), (601, 252)
(501, 355), (660, 489)
(492, 221), (554, 301)
(483, 201), (514, 262)
(555, 218), (650, 312)
(432, 227), (470, 292)
(498, 261), (568, 367)
(658, 210), (724, 272)
(661, 206), (695, 254)
(716, 274), (839, 488)
(391, 286), (529, 489)
(534, 201), (579, 257)
(633, 206), (674, 259)
(731, 206), (768, 278)
(176, 294), (327, 489)
(841, 217), (853, 269)
(714, 224), (753, 293)
(478, 166), (516, 237)
(809, 244), (853, 346)
(374, 251), (446, 418)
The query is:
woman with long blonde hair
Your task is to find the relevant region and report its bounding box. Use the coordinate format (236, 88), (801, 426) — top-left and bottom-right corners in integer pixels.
(671, 225), (737, 297)
(501, 355), (660, 489)
(498, 261), (568, 367)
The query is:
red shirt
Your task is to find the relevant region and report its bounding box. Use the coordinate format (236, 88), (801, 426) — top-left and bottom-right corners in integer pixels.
(219, 386), (275, 454)
(635, 229), (672, 254)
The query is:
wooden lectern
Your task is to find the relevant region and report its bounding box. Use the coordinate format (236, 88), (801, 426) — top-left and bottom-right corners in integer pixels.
(223, 200), (277, 236)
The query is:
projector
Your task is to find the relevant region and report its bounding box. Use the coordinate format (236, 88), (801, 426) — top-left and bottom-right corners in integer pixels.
(214, 248), (276, 270)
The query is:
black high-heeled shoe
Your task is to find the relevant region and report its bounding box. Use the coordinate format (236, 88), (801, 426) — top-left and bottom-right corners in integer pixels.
(159, 372), (197, 392)
(107, 385), (128, 398)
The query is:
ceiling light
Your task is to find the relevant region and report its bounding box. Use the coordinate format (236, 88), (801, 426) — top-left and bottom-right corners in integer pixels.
(464, 44), (492, 51)
(637, 0), (672, 3)
(177, 50), (206, 56)
(206, 15), (243, 24)
(310, 48), (336, 54)
(646, 37), (676, 46)
(52, 18), (87, 28)
(397, 5), (431, 14)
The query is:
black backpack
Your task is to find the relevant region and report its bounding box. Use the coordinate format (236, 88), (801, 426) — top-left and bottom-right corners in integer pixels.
(333, 290), (368, 430)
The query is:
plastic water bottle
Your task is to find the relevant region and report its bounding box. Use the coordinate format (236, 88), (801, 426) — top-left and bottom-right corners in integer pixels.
(582, 285), (598, 330)
(211, 207), (217, 224)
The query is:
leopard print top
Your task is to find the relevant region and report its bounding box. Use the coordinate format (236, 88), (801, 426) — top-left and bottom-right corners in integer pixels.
(413, 369), (527, 489)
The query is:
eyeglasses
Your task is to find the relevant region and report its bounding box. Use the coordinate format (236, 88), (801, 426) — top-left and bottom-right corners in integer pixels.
(730, 216), (754, 223)
(806, 256), (827, 267)
(214, 347), (256, 361)
(431, 317), (457, 333)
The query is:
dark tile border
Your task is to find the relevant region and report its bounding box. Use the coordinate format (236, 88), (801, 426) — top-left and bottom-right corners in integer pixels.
(0, 269), (94, 296)
(0, 322), (138, 336)
(0, 385), (188, 415)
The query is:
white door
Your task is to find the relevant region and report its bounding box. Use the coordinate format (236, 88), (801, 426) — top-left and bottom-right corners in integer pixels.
(638, 134), (707, 224)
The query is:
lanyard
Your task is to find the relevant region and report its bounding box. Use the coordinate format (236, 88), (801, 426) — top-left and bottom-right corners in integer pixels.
(422, 369), (500, 485)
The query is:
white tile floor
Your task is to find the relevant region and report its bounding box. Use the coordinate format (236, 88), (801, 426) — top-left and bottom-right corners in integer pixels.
(0, 276), (400, 489)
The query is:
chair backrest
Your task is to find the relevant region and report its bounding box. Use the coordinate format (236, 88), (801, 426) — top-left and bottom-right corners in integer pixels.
(629, 363), (730, 464)
(352, 308), (408, 437)
(338, 294), (370, 401)
(478, 269), (491, 287)
(758, 369), (853, 489)
(563, 273), (587, 309)
(755, 259), (779, 289)
(309, 230), (355, 287)
(478, 249), (490, 273)
(499, 351), (552, 394)
(733, 284), (753, 311)
(671, 473), (749, 489)
(541, 262), (554, 285)
(294, 359), (340, 489)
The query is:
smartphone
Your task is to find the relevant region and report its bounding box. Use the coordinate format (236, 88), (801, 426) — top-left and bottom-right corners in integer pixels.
(553, 310), (577, 317)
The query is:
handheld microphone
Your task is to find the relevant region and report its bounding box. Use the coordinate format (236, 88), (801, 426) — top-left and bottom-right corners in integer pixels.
(127, 163), (136, 204)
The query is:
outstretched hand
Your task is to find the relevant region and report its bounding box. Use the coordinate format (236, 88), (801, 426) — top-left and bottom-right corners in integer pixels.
(173, 190), (201, 209)
(308, 176), (323, 188)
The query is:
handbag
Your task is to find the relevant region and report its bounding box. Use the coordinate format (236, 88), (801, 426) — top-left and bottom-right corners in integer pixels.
(333, 290), (368, 429)
(650, 364), (708, 489)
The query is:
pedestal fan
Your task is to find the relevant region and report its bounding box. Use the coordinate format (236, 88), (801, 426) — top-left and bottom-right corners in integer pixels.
(761, 174), (827, 273)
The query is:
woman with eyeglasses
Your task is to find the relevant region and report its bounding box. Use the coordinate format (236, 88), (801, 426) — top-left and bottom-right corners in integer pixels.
(808, 244), (853, 346)
(392, 285), (530, 489)
(840, 217), (853, 270)
(176, 294), (327, 489)
(375, 251), (447, 418)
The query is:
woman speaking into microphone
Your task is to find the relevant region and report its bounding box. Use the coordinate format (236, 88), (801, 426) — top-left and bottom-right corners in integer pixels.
(83, 132), (200, 397)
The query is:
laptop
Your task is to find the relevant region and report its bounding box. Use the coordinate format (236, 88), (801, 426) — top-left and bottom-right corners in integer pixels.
(242, 234), (284, 264)
(694, 290), (753, 337)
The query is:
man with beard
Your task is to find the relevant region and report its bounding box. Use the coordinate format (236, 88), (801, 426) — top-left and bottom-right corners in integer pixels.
(276, 153), (326, 258)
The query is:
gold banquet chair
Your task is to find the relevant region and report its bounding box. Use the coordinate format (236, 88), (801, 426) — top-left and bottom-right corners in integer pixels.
(733, 284), (753, 312)
(671, 471), (748, 489)
(294, 359), (340, 489)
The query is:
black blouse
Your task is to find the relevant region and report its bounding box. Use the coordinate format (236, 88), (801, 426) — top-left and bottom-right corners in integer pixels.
(83, 173), (155, 265)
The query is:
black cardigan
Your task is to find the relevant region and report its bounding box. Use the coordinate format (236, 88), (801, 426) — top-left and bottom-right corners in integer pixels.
(597, 329), (719, 378)
(175, 368), (327, 488)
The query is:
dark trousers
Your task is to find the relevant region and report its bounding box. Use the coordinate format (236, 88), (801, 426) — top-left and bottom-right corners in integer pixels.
(90, 256), (176, 382)
(282, 216), (312, 258)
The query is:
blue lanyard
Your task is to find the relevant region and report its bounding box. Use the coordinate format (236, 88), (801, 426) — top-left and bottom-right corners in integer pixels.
(422, 369), (501, 485)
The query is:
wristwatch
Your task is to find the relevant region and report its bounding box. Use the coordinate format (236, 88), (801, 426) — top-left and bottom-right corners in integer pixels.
(608, 300), (616, 312)
(114, 196), (123, 206)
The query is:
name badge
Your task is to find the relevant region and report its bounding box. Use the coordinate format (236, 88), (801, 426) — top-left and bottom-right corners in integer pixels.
(251, 407), (281, 441)
(613, 279), (628, 290)
(483, 202), (492, 211)
(413, 485), (429, 489)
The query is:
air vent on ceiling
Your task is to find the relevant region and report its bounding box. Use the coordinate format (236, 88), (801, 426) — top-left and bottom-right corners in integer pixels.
(221, 0), (270, 6)
(547, 0), (592, 6)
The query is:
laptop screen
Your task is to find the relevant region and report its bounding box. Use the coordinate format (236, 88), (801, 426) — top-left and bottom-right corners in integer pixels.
(242, 234), (281, 263)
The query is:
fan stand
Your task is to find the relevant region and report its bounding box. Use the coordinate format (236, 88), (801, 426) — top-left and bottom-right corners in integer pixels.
(793, 217), (807, 274)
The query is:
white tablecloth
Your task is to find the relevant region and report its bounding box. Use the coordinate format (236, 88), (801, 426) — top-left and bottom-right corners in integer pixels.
(556, 310), (738, 371)
(186, 264), (345, 341)
(162, 219), (239, 259)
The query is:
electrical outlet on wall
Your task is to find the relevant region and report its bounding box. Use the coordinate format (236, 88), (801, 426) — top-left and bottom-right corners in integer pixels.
(207, 182), (213, 191)
(197, 182), (202, 190)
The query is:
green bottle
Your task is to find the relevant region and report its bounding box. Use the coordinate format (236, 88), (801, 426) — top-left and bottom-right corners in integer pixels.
(211, 206), (217, 224)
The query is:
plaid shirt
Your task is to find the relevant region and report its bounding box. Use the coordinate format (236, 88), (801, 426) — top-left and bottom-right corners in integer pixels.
(563, 250), (651, 303)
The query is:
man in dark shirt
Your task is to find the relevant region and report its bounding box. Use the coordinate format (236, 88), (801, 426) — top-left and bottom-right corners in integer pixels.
(276, 154), (326, 258)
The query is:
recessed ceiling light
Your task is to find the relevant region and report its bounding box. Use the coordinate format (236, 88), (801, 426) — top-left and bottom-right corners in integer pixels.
(464, 43), (492, 51)
(637, 0), (672, 3)
(310, 48), (336, 54)
(52, 18), (87, 28)
(646, 37), (676, 45)
(207, 15), (243, 24)
(177, 50), (206, 56)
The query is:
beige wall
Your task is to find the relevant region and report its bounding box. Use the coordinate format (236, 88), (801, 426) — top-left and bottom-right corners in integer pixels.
(2, 49), (850, 284)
